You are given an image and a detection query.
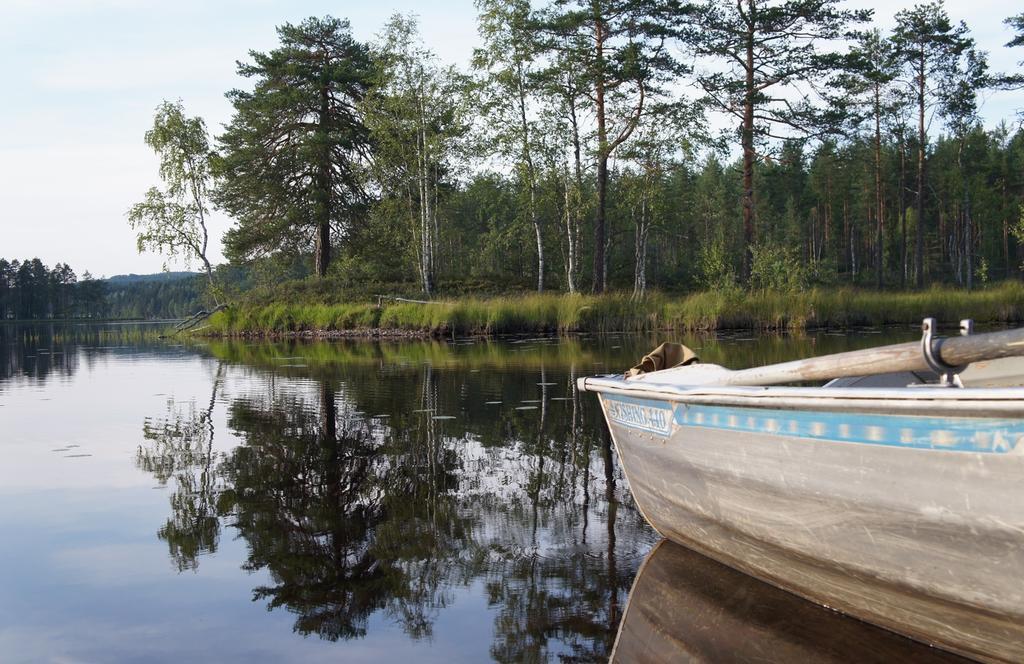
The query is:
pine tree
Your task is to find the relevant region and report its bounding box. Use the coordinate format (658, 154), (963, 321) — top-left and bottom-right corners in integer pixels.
(681, 0), (869, 283)
(216, 17), (373, 278)
(938, 40), (988, 289)
(891, 1), (973, 287)
(836, 29), (899, 287)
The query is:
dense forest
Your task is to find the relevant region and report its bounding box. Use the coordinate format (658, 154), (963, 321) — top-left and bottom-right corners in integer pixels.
(124, 0), (1024, 305)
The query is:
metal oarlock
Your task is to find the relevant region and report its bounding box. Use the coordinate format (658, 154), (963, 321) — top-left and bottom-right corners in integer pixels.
(920, 318), (972, 388)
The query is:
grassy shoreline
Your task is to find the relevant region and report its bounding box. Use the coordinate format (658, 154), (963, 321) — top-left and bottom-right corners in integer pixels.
(200, 282), (1024, 338)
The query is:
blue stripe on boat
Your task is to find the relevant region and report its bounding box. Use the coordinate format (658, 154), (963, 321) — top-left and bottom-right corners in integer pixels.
(602, 394), (1024, 454)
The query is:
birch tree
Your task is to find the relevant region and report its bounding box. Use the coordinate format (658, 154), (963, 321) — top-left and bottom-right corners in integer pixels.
(536, 35), (592, 294)
(366, 15), (468, 294)
(619, 122), (683, 298)
(474, 0), (547, 291)
(540, 0), (681, 293)
(128, 100), (218, 299)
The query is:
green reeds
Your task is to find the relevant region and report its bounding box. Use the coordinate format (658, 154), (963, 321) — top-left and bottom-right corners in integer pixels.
(202, 282), (1024, 336)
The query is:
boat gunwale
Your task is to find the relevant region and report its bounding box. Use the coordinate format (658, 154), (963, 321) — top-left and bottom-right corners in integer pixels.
(579, 375), (1024, 416)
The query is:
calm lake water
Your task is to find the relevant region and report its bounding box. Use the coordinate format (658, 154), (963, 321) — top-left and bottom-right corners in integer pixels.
(0, 322), (925, 662)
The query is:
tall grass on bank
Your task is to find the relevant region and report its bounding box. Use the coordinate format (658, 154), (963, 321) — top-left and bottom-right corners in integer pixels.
(203, 282), (1024, 336)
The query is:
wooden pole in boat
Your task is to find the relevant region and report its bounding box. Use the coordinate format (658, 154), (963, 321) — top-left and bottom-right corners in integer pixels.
(709, 323), (1024, 387)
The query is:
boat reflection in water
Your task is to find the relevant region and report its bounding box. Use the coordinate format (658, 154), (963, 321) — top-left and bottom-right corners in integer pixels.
(613, 540), (969, 664)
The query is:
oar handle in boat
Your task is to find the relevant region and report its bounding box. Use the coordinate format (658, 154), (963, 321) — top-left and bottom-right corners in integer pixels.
(717, 325), (1024, 387)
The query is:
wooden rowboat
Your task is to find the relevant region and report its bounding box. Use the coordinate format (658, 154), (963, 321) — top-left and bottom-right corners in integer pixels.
(580, 321), (1024, 663)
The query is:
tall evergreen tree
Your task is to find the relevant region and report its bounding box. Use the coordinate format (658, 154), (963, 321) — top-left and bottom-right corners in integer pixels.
(882, 85), (916, 286)
(1005, 13), (1024, 122)
(891, 1), (973, 288)
(836, 29), (899, 287)
(681, 0), (869, 282)
(938, 41), (988, 289)
(216, 17), (373, 278)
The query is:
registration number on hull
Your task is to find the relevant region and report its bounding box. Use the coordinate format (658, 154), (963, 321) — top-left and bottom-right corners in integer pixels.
(604, 397), (673, 436)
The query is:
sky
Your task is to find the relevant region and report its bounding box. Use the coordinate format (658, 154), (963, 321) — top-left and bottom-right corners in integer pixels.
(0, 0), (1020, 277)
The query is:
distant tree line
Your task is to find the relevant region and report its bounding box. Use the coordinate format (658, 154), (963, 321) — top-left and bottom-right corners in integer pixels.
(0, 258), (106, 320)
(127, 2), (1024, 300)
(103, 276), (206, 319)
(0, 259), (212, 320)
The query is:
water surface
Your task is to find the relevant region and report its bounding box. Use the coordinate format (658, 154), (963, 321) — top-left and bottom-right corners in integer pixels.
(0, 322), (920, 662)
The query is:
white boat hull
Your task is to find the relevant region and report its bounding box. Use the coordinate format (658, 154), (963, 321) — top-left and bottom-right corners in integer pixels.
(583, 379), (1024, 663)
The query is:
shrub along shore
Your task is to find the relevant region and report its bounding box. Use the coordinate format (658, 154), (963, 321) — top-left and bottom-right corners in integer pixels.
(198, 282), (1024, 338)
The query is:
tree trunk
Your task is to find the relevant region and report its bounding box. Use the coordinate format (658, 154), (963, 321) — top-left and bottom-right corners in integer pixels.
(315, 83), (332, 278)
(1002, 180), (1010, 278)
(418, 96), (434, 296)
(564, 177), (577, 293)
(593, 146), (608, 294)
(825, 170), (832, 257)
(431, 163), (439, 285)
(874, 83), (884, 290)
(569, 90), (584, 294)
(844, 197), (856, 281)
(633, 188), (649, 298)
(516, 62), (543, 293)
(533, 192), (544, 293)
(592, 14), (608, 294)
(914, 50), (926, 289)
(740, 0), (756, 284)
(955, 137), (972, 290)
(419, 138), (429, 293)
(314, 219), (330, 278)
(899, 136), (907, 288)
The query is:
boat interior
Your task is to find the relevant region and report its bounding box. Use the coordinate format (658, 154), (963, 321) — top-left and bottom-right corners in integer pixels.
(826, 356), (1024, 388)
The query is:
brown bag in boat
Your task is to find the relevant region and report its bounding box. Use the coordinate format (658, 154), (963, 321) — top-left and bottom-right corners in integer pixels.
(627, 343), (699, 377)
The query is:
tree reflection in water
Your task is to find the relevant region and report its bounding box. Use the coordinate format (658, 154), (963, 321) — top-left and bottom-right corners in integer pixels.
(219, 377), (471, 641)
(138, 347), (657, 657)
(1, 322), (171, 383)
(137, 363), (225, 571)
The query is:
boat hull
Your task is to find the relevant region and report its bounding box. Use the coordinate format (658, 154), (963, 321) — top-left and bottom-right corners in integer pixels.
(597, 392), (1024, 663)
